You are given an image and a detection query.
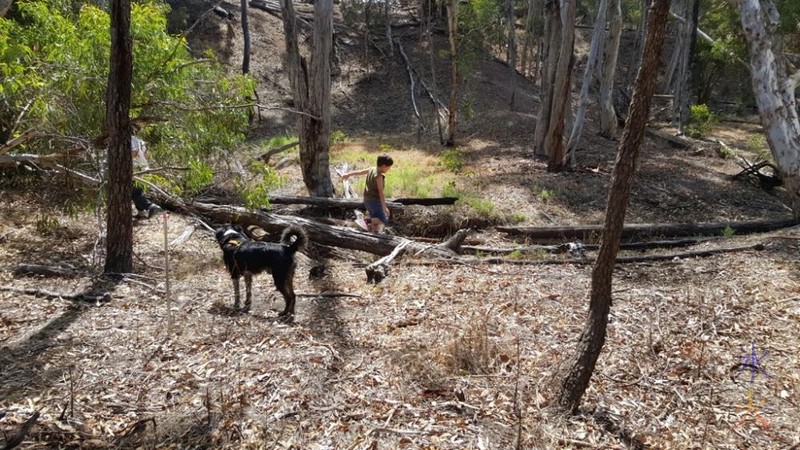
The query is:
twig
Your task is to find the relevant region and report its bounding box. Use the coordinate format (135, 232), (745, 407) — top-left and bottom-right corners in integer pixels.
(296, 292), (363, 298)
(134, 166), (189, 176)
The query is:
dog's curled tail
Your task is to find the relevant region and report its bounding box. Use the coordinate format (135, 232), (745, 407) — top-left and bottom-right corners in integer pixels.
(281, 226), (307, 253)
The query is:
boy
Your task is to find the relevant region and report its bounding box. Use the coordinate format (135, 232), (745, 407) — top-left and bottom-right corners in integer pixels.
(131, 135), (161, 219)
(341, 154), (394, 233)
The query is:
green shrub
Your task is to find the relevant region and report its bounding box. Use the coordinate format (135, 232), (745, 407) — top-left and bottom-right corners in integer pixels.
(686, 104), (716, 138)
(329, 129), (348, 145)
(439, 147), (464, 173)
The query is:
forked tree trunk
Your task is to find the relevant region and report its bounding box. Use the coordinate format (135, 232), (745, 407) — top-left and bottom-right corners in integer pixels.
(566, 0), (607, 163)
(506, 0), (517, 108)
(736, 0), (800, 217)
(533, 0), (561, 157)
(544, 0), (575, 171)
(281, 0), (335, 197)
(241, 0), (250, 74)
(445, 0), (459, 147)
(555, 0), (671, 413)
(104, 0), (134, 274)
(599, 0), (622, 138)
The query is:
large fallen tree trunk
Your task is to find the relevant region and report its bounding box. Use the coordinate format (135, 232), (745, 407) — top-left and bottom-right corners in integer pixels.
(497, 218), (798, 241)
(147, 190), (459, 258)
(265, 195), (457, 207)
(461, 237), (724, 255)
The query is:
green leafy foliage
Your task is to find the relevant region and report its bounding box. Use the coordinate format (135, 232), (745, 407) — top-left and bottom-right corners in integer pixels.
(236, 161), (284, 211)
(439, 147), (464, 173)
(0, 0), (254, 187)
(686, 104), (716, 138)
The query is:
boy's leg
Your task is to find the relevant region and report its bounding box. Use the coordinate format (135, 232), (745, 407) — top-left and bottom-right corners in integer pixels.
(370, 218), (384, 233)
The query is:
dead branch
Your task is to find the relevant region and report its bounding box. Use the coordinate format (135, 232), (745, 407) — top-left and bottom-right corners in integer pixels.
(259, 140), (299, 164)
(497, 219), (798, 241)
(443, 228), (471, 253)
(461, 237), (723, 255)
(0, 129), (39, 156)
(366, 240), (410, 283)
(1, 411), (40, 450)
(419, 242), (765, 265)
(394, 39), (450, 117)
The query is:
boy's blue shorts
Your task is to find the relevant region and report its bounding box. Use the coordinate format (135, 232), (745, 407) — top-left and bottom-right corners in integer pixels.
(364, 200), (388, 224)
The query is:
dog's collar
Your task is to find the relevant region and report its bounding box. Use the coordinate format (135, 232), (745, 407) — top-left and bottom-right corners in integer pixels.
(227, 239), (242, 247)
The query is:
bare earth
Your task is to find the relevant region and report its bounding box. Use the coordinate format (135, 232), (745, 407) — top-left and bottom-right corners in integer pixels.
(2, 3), (799, 450)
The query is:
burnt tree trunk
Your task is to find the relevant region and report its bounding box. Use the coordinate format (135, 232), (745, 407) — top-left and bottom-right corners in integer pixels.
(104, 0), (134, 274)
(555, 0), (671, 413)
(241, 0), (251, 74)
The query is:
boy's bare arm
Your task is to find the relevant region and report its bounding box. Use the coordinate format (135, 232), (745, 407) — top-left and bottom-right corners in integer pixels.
(340, 168), (370, 180)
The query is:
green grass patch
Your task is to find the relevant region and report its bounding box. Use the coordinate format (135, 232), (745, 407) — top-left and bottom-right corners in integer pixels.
(333, 147), (456, 199)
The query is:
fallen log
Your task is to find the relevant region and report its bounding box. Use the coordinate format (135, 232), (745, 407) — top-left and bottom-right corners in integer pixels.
(460, 237), (723, 255)
(366, 240), (410, 283)
(13, 264), (79, 277)
(392, 197), (458, 206)
(645, 127), (693, 148)
(496, 219), (798, 241)
(265, 195), (403, 209)
(145, 190), (459, 258)
(415, 243), (765, 266)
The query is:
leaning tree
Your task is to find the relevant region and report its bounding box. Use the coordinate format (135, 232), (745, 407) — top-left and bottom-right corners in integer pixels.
(736, 0), (800, 217)
(555, 0), (672, 412)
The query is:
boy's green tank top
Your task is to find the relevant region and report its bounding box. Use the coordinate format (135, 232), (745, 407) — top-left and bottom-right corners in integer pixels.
(364, 167), (383, 201)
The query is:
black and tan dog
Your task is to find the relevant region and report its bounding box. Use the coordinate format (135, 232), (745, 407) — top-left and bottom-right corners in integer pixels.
(215, 224), (307, 317)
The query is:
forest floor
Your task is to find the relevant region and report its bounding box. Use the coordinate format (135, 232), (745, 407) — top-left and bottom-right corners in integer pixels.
(2, 2), (800, 449)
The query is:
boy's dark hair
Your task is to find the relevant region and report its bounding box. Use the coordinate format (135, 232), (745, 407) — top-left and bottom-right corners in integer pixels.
(377, 154), (394, 167)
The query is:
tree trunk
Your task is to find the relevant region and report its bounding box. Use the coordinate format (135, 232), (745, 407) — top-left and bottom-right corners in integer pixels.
(555, 0), (671, 413)
(281, 0), (335, 197)
(520, 0), (534, 78)
(0, 0), (12, 17)
(672, 0), (699, 131)
(241, 0), (251, 74)
(104, 0), (134, 274)
(506, 0), (517, 108)
(533, 0), (561, 157)
(566, 0), (607, 163)
(445, 0), (459, 147)
(385, 0), (393, 56)
(427, 0), (444, 144)
(736, 0), (800, 217)
(626, 0), (651, 88)
(599, 0), (622, 138)
(544, 0), (575, 171)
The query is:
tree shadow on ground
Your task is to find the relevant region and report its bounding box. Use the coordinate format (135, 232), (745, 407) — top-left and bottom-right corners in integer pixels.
(0, 276), (121, 406)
